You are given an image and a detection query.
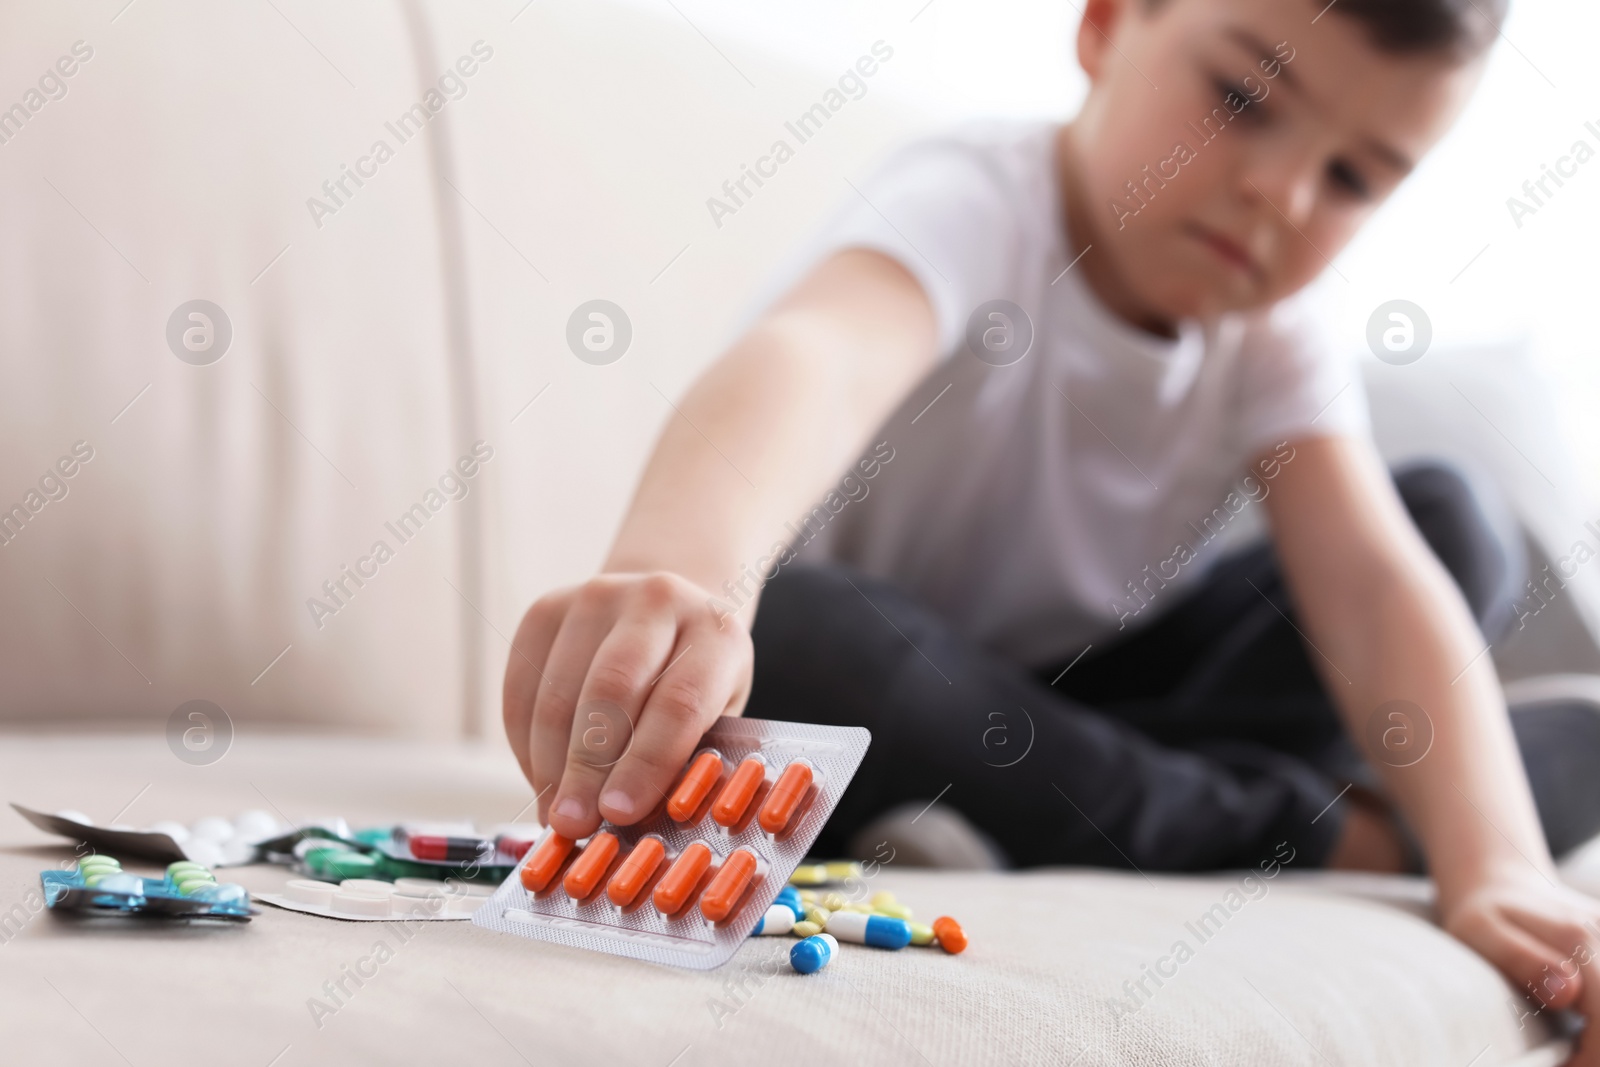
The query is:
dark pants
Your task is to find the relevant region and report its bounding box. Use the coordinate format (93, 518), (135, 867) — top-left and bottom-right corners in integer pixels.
(747, 462), (1600, 871)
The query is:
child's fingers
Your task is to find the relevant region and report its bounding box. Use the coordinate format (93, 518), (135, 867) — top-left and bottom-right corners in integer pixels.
(529, 588), (619, 836)
(502, 588), (572, 794)
(555, 596), (683, 829)
(1501, 897), (1600, 966)
(1569, 955), (1600, 1066)
(1462, 909), (1579, 1009)
(600, 620), (751, 825)
(1500, 896), (1600, 1012)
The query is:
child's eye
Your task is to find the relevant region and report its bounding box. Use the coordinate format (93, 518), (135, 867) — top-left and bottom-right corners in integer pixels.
(1212, 77), (1265, 126)
(1327, 159), (1371, 199)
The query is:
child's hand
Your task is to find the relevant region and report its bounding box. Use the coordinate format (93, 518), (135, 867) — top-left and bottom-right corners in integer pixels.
(502, 572), (753, 839)
(1441, 872), (1600, 1063)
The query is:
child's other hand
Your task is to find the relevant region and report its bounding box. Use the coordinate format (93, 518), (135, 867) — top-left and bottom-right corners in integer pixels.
(1441, 873), (1600, 1063)
(502, 572), (753, 839)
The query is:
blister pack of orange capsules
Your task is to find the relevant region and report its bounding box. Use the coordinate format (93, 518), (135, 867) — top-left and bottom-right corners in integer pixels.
(472, 717), (869, 970)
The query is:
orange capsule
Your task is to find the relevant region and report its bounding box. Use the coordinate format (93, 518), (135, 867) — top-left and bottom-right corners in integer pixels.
(668, 751), (723, 822)
(652, 842), (712, 916)
(711, 758), (766, 827)
(562, 831), (620, 900)
(699, 849), (759, 923)
(932, 915), (967, 954)
(519, 832), (574, 893)
(757, 761), (813, 835)
(606, 836), (666, 907)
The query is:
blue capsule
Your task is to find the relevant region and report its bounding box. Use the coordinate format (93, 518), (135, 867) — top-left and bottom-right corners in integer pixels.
(789, 933), (837, 974)
(824, 910), (911, 949)
(774, 885), (804, 921)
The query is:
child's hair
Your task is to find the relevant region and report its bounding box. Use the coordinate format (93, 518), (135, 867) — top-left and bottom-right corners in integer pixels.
(1144, 0), (1509, 58)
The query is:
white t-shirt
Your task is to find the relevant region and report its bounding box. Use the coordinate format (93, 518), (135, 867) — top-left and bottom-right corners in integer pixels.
(768, 121), (1369, 668)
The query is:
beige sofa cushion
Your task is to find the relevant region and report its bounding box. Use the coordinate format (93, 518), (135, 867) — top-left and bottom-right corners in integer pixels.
(0, 732), (1572, 1066)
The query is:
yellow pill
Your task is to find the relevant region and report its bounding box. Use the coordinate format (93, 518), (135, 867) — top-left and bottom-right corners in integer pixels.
(789, 864), (829, 886)
(876, 902), (914, 921)
(821, 892), (846, 911)
(804, 905), (831, 926)
(842, 902), (874, 913)
(798, 889), (818, 903)
(792, 920), (822, 938)
(824, 861), (861, 881)
(870, 890), (897, 908)
(909, 922), (936, 946)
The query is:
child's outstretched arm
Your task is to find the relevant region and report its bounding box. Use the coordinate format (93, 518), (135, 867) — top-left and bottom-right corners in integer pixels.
(1264, 434), (1600, 1060)
(504, 248), (937, 840)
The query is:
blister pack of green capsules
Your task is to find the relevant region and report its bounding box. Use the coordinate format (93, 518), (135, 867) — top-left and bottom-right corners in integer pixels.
(42, 856), (254, 921)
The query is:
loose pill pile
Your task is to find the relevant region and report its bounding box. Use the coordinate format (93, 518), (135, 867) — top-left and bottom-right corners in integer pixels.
(40, 857), (254, 920)
(472, 717), (870, 970)
(759, 878), (968, 973)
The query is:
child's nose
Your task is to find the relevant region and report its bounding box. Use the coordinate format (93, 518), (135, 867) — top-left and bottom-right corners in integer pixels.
(1238, 147), (1320, 231)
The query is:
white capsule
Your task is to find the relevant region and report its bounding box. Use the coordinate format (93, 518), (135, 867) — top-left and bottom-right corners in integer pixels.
(219, 838), (256, 866)
(753, 904), (796, 936)
(182, 839), (227, 869)
(190, 817), (235, 842)
(232, 809), (280, 842)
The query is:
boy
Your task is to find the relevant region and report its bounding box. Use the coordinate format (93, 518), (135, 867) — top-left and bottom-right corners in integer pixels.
(506, 0), (1600, 1053)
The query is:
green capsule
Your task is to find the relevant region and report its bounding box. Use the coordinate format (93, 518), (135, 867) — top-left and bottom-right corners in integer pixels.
(176, 875), (217, 895)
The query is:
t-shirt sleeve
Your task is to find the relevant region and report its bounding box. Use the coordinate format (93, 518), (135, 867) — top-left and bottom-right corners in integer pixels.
(1232, 296), (1371, 456)
(745, 134), (1024, 358)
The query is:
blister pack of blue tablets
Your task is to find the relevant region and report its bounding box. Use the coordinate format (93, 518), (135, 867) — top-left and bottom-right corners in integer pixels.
(42, 856), (254, 921)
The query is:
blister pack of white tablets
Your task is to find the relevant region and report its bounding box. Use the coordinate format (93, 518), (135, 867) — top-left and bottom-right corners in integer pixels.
(472, 717), (870, 970)
(11, 802), (311, 867)
(257, 877), (493, 922)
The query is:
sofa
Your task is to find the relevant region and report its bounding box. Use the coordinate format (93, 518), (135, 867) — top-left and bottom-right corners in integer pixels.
(2, 2), (1598, 1064)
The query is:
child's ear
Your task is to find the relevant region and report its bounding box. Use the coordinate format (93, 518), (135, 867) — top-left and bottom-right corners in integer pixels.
(1077, 0), (1134, 83)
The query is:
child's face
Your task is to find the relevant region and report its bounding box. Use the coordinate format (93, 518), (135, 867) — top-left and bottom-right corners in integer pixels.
(1066, 0), (1485, 327)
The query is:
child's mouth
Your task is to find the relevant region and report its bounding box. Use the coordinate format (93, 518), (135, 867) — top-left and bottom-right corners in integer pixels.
(1188, 224), (1259, 281)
